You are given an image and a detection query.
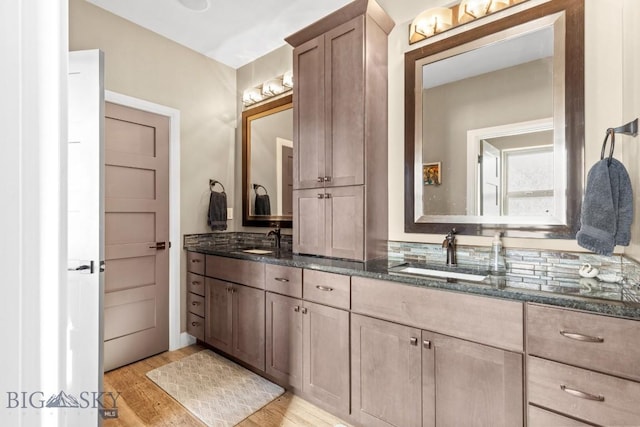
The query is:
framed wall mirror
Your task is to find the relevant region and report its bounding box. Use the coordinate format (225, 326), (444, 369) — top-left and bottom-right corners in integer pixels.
(404, 0), (584, 238)
(242, 94), (293, 227)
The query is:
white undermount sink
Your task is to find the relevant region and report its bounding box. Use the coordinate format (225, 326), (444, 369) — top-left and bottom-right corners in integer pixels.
(241, 249), (273, 255)
(394, 266), (488, 282)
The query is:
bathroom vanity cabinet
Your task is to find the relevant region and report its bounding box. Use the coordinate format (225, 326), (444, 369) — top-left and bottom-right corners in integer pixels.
(287, 0), (393, 261)
(265, 267), (350, 416)
(203, 255), (266, 371)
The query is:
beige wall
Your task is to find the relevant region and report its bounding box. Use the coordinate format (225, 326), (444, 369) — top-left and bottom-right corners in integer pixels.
(388, 0), (628, 252)
(235, 45), (293, 233)
(69, 0), (237, 332)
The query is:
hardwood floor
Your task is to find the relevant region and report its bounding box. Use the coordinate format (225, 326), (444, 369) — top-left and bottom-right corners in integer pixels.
(103, 344), (350, 427)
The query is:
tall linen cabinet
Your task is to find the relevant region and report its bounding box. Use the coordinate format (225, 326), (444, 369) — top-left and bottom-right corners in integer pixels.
(286, 0), (394, 261)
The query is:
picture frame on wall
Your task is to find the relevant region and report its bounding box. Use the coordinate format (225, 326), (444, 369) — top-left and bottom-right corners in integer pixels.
(423, 162), (441, 185)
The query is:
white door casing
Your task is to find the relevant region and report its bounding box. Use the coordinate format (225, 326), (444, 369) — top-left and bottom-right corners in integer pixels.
(68, 49), (104, 425)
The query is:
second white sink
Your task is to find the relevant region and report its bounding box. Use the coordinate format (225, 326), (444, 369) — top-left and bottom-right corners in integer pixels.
(395, 266), (487, 282)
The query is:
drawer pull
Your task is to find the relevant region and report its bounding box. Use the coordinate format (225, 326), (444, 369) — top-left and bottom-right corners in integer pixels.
(191, 281), (200, 286)
(560, 384), (605, 402)
(191, 321), (200, 327)
(560, 330), (604, 343)
(274, 277), (290, 283)
(191, 301), (201, 306)
(316, 285), (334, 292)
(190, 259), (201, 263)
(410, 337), (418, 346)
(423, 340), (431, 349)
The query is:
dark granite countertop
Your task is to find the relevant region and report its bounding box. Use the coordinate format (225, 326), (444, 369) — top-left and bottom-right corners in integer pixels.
(185, 244), (640, 320)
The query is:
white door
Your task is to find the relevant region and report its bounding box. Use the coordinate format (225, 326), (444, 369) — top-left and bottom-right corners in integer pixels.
(67, 50), (104, 424)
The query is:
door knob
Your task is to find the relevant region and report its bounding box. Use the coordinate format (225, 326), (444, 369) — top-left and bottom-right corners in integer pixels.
(149, 242), (167, 250)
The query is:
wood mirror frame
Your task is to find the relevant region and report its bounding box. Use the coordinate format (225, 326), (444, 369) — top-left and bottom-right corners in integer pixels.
(242, 94), (293, 228)
(404, 0), (584, 238)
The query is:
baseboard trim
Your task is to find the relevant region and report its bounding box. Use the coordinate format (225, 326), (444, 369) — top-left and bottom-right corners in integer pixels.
(175, 332), (197, 350)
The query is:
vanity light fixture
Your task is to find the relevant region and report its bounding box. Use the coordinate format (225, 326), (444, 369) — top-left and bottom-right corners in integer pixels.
(410, 7), (453, 40)
(409, 0), (525, 44)
(458, 0), (510, 24)
(243, 71), (294, 107)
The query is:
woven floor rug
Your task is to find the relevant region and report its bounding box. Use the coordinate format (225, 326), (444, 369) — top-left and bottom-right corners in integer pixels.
(146, 350), (284, 427)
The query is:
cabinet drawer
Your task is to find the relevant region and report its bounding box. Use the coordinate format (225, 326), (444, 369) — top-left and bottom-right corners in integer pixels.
(528, 356), (640, 426)
(527, 304), (640, 381)
(187, 251), (205, 275)
(266, 264), (302, 298)
(528, 405), (592, 427)
(187, 292), (205, 317)
(303, 269), (350, 310)
(352, 276), (523, 352)
(187, 312), (204, 341)
(205, 255), (265, 289)
(187, 272), (205, 297)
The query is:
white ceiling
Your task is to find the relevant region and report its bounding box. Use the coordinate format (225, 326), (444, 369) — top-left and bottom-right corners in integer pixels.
(85, 0), (442, 69)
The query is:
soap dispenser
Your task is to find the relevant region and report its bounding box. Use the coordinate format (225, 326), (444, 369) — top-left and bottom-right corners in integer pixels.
(490, 232), (507, 275)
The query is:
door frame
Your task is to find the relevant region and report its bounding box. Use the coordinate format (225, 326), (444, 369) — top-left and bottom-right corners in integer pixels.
(105, 91), (187, 351)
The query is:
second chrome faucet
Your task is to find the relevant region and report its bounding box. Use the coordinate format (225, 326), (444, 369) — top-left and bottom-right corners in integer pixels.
(442, 228), (457, 266)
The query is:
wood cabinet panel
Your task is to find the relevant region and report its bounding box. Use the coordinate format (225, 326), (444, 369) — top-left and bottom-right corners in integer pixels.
(303, 269), (350, 310)
(187, 272), (205, 297)
(352, 276), (524, 351)
(265, 264), (302, 298)
(294, 37), (325, 190)
(302, 301), (350, 415)
(293, 189), (326, 256)
(324, 17), (364, 188)
(205, 255), (265, 289)
(232, 283), (266, 371)
(422, 331), (523, 427)
(187, 251), (204, 275)
(527, 304), (640, 381)
(351, 314), (422, 427)
(204, 278), (232, 354)
(186, 312), (204, 341)
(528, 405), (593, 427)
(265, 292), (303, 388)
(187, 292), (205, 318)
(325, 185), (364, 260)
(528, 355), (640, 426)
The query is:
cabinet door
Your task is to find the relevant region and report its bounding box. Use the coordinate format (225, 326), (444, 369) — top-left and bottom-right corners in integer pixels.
(326, 185), (364, 260)
(204, 278), (232, 354)
(294, 36), (325, 189)
(232, 284), (266, 371)
(293, 188), (326, 256)
(324, 17), (364, 188)
(265, 292), (303, 388)
(351, 314), (422, 427)
(302, 301), (350, 415)
(422, 331), (523, 427)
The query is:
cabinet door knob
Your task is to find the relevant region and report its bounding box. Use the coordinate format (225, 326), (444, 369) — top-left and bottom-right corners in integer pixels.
(301, 307), (308, 314)
(560, 385), (605, 402)
(317, 193), (325, 199)
(317, 177), (325, 182)
(293, 306), (300, 312)
(423, 340), (431, 349)
(324, 176), (332, 182)
(324, 193), (332, 199)
(410, 337), (418, 346)
(559, 330), (604, 343)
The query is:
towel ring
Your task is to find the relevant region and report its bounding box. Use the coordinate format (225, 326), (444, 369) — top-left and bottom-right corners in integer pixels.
(209, 179), (226, 193)
(600, 128), (615, 166)
(253, 184), (268, 195)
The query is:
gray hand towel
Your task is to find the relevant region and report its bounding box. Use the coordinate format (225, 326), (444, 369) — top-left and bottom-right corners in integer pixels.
(207, 191), (228, 231)
(577, 158), (633, 255)
(255, 194), (271, 216)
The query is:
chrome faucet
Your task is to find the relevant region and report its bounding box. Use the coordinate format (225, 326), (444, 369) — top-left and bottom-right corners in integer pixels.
(267, 224), (282, 249)
(442, 228), (457, 266)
